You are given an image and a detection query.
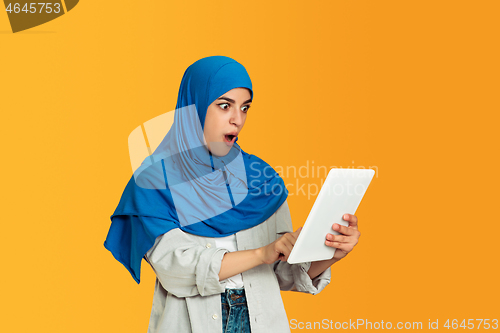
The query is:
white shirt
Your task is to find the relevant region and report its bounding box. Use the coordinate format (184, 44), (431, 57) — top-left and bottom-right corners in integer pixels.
(144, 200), (331, 333)
(214, 234), (244, 289)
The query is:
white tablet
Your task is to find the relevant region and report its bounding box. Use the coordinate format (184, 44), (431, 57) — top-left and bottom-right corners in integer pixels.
(287, 168), (375, 264)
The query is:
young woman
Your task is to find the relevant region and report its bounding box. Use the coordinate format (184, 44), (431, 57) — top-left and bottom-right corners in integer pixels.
(104, 56), (361, 333)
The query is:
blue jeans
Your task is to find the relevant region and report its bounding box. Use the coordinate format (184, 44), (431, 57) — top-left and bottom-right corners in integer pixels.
(221, 288), (252, 333)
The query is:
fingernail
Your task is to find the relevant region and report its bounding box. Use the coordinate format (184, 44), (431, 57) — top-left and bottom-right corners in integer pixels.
(333, 224), (339, 230)
(344, 214), (349, 220)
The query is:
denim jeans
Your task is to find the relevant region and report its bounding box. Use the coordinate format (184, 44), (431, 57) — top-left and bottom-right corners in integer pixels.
(221, 288), (252, 333)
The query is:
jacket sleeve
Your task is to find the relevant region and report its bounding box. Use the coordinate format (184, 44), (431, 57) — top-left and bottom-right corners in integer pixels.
(145, 227), (229, 298)
(272, 200), (332, 295)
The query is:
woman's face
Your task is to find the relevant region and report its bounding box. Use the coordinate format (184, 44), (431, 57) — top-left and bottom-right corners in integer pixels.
(203, 87), (252, 156)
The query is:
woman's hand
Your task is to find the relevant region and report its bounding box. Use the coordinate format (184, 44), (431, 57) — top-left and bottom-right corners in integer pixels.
(306, 214), (361, 279)
(326, 213), (361, 260)
(257, 227), (302, 265)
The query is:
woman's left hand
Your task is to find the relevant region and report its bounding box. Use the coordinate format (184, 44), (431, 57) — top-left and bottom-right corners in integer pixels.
(325, 214), (361, 260)
(306, 214), (361, 279)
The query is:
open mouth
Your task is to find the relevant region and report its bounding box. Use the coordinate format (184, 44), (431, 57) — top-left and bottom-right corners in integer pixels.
(224, 134), (237, 145)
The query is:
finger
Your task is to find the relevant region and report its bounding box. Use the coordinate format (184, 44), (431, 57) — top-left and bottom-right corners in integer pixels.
(282, 236), (295, 253)
(292, 227), (302, 238)
(283, 233), (298, 246)
(275, 242), (292, 261)
(326, 233), (349, 243)
(332, 223), (357, 236)
(343, 214), (359, 230)
(325, 239), (355, 252)
(277, 237), (293, 255)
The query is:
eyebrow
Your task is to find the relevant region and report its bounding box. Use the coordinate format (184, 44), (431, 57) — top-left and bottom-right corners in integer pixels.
(217, 97), (252, 104)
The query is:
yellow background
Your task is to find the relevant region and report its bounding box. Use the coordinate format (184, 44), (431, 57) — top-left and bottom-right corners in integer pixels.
(1, 0), (499, 332)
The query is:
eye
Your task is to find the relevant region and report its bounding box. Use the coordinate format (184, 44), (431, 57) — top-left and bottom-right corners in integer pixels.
(218, 103), (230, 110)
(241, 105), (250, 113)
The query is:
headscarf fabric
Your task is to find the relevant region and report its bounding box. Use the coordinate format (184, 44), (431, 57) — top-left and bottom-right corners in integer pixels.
(104, 56), (288, 284)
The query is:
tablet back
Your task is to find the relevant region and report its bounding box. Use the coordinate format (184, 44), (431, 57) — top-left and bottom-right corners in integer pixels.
(287, 168), (375, 264)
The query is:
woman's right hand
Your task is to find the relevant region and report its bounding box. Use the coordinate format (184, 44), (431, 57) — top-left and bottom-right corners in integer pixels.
(257, 227), (302, 264)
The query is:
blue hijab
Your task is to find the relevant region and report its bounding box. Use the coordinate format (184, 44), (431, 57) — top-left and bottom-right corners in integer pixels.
(104, 56), (288, 284)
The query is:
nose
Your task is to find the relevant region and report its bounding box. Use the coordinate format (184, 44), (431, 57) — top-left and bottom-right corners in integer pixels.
(230, 108), (243, 127)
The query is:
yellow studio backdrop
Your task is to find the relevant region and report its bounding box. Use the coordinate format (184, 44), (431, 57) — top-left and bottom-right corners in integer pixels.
(1, 1), (499, 332)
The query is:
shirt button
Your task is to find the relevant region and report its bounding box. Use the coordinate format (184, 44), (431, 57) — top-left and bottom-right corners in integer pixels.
(212, 314), (218, 320)
(206, 243), (212, 248)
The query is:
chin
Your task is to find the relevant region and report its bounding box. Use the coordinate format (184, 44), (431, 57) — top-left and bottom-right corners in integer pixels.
(211, 148), (231, 157)
(208, 142), (231, 157)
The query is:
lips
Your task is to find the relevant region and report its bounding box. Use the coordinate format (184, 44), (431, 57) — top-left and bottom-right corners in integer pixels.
(223, 132), (238, 146)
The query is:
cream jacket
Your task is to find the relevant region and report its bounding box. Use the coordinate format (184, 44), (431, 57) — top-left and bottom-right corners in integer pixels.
(145, 200), (331, 333)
